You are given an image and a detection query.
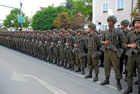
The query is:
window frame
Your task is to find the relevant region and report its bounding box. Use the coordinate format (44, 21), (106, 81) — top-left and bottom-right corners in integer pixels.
(102, 2), (109, 13)
(116, 0), (125, 11)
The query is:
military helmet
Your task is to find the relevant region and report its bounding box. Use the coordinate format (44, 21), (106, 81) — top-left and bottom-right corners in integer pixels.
(107, 15), (117, 23)
(59, 28), (65, 33)
(133, 16), (140, 25)
(121, 20), (129, 26)
(76, 29), (82, 33)
(66, 29), (73, 33)
(53, 29), (57, 32)
(129, 22), (133, 27)
(88, 23), (96, 30)
(72, 31), (77, 35)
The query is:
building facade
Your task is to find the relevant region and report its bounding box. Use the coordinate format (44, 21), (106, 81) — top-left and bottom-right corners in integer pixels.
(93, 0), (138, 30)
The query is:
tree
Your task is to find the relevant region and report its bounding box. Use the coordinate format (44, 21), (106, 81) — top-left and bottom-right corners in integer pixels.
(73, 0), (92, 21)
(70, 13), (86, 30)
(65, 0), (74, 11)
(131, 0), (140, 18)
(31, 6), (72, 31)
(53, 12), (71, 29)
(3, 9), (30, 29)
(53, 12), (86, 30)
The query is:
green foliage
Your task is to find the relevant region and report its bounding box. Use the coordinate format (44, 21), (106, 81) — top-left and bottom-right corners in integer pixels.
(3, 8), (30, 28)
(73, 0), (92, 21)
(31, 6), (72, 31)
(65, 0), (74, 11)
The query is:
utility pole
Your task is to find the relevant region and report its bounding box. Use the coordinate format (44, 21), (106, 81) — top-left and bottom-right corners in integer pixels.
(131, 0), (134, 22)
(0, 0), (23, 31)
(19, 0), (23, 31)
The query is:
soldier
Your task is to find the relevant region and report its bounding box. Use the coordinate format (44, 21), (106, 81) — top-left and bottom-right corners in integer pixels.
(123, 16), (140, 94)
(120, 20), (131, 81)
(100, 16), (122, 91)
(74, 29), (81, 72)
(129, 23), (135, 31)
(65, 29), (75, 70)
(85, 23), (101, 82)
(58, 29), (66, 66)
(79, 30), (88, 74)
(52, 29), (59, 64)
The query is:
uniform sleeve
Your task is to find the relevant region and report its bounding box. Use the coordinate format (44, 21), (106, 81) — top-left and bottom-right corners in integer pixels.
(92, 34), (99, 51)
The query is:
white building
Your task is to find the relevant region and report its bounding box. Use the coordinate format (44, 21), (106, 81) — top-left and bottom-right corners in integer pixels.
(93, 0), (138, 30)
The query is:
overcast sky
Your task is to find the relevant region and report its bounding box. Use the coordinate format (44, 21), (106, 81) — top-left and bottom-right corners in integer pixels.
(0, 0), (66, 21)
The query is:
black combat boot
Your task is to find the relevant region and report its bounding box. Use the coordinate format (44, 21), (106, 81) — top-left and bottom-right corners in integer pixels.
(50, 59), (53, 63)
(85, 72), (92, 78)
(117, 79), (122, 91)
(67, 64), (72, 69)
(53, 59), (57, 64)
(81, 68), (85, 75)
(134, 80), (138, 85)
(57, 60), (60, 66)
(64, 63), (67, 68)
(93, 74), (98, 82)
(70, 64), (74, 70)
(123, 87), (132, 94)
(124, 75), (127, 82)
(60, 60), (64, 66)
(100, 77), (109, 85)
(138, 90), (140, 94)
(75, 67), (81, 72)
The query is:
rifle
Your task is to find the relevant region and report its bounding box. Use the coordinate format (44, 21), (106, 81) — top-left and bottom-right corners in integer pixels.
(100, 31), (124, 57)
(92, 51), (102, 58)
(125, 38), (140, 56)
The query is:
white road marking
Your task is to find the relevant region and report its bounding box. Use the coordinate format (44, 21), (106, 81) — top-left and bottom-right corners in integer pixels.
(10, 71), (27, 82)
(10, 71), (68, 94)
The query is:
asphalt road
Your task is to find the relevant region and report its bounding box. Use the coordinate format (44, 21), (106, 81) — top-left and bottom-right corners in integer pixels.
(0, 46), (137, 94)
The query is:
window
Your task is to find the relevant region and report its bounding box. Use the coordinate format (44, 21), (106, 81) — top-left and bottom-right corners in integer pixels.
(117, 0), (124, 10)
(103, 3), (108, 13)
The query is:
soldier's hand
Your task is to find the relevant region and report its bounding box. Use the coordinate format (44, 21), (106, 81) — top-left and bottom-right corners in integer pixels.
(102, 41), (110, 45)
(131, 43), (137, 48)
(74, 44), (78, 47)
(128, 43), (137, 48)
(65, 43), (68, 46)
(51, 42), (54, 45)
(58, 41), (61, 44)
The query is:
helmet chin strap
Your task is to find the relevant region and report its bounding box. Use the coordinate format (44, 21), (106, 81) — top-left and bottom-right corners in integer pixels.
(135, 26), (140, 29)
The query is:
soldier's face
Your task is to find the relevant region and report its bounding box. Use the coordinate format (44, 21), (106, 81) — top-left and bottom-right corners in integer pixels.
(135, 21), (140, 29)
(108, 20), (114, 27)
(121, 25), (124, 29)
(130, 26), (135, 31)
(45, 41), (47, 44)
(77, 32), (81, 36)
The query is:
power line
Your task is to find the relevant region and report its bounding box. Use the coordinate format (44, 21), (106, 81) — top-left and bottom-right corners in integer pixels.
(0, 4), (19, 9)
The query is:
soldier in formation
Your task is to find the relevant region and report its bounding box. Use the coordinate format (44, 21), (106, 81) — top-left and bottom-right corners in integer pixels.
(0, 16), (140, 94)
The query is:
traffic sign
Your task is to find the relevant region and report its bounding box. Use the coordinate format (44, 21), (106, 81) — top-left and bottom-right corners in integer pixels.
(18, 16), (25, 23)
